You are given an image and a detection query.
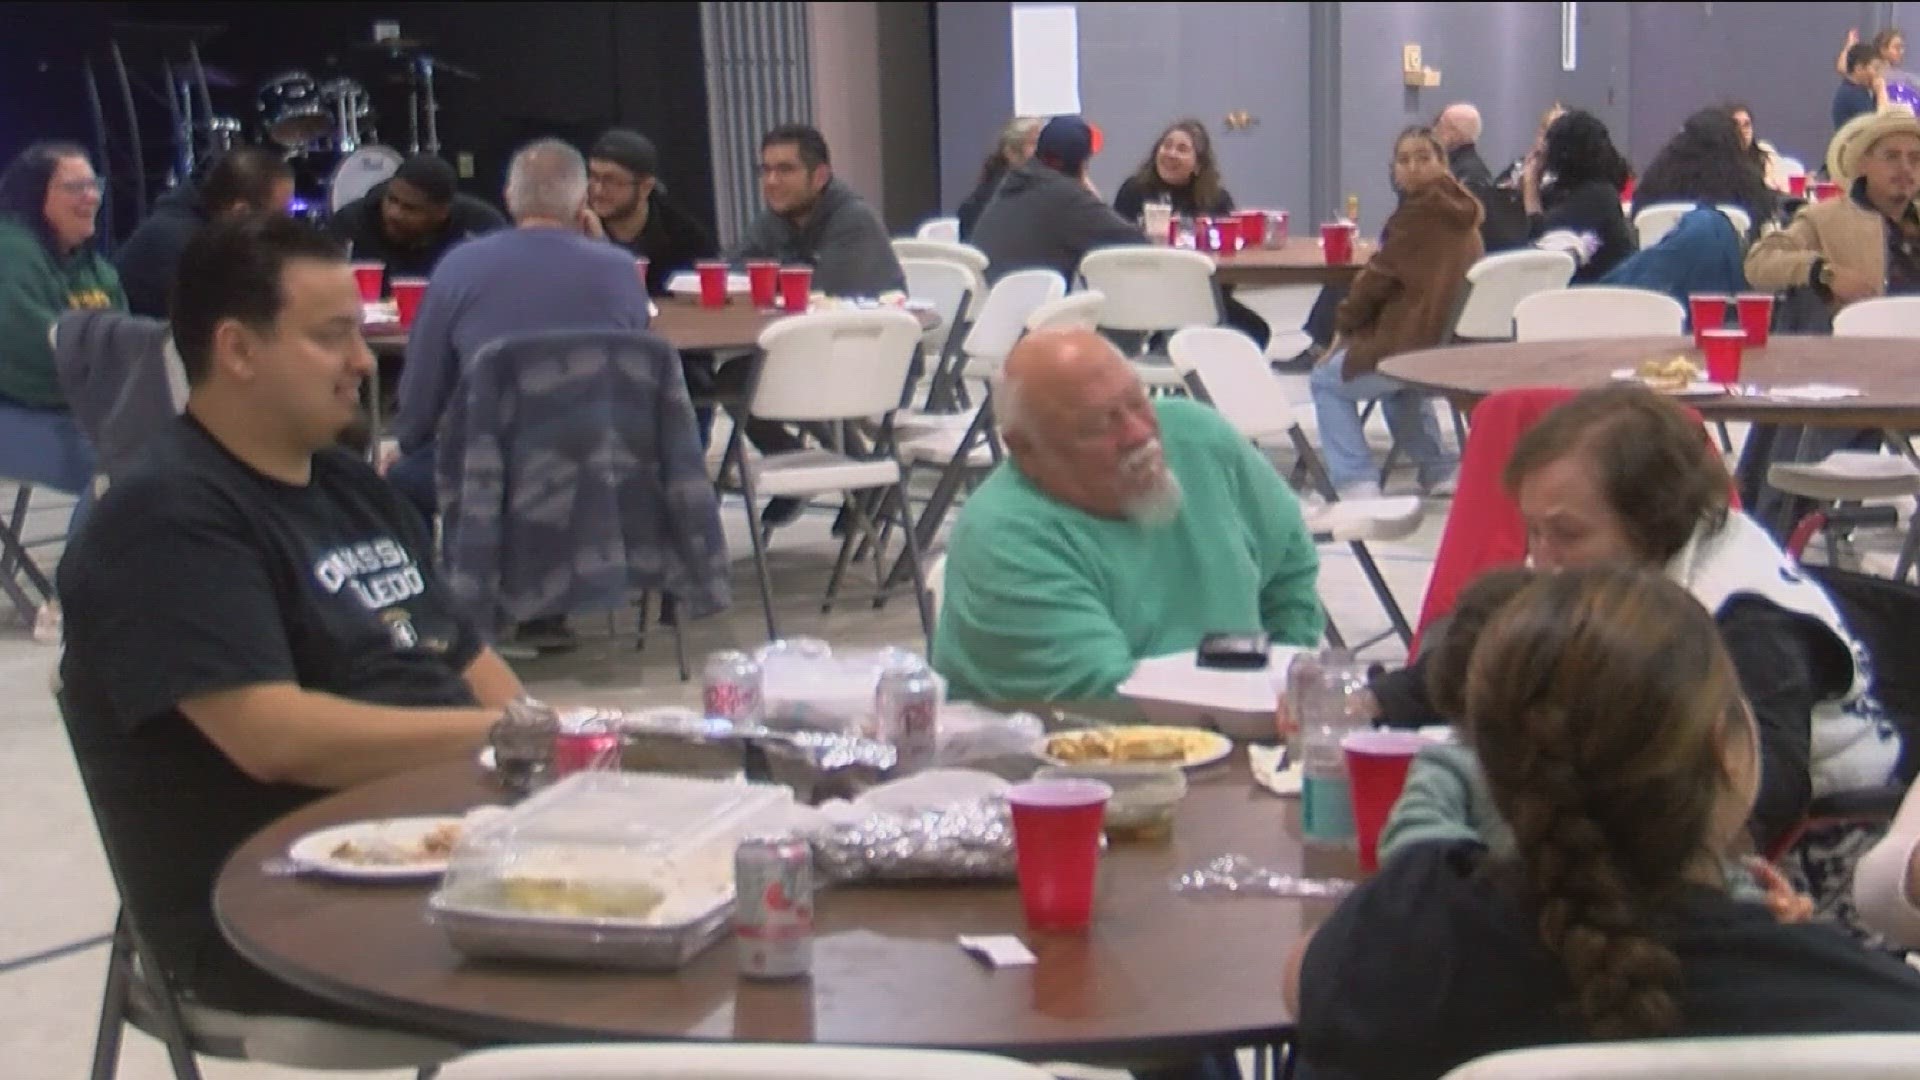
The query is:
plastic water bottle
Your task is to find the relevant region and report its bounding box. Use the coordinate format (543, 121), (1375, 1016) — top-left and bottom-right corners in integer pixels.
(1291, 649), (1368, 848)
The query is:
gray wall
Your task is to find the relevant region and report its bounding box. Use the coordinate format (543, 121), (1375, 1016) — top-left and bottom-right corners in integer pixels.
(933, 1), (1899, 230)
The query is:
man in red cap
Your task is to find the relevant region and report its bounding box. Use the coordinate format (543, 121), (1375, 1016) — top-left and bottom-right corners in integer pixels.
(970, 114), (1142, 284)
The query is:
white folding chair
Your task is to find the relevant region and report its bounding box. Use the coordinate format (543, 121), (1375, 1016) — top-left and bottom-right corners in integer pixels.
(898, 258), (974, 410)
(1778, 155), (1808, 179)
(733, 310), (936, 642)
(1024, 289), (1105, 333)
(1768, 296), (1920, 577)
(1512, 286), (1686, 341)
(891, 239), (989, 317)
(438, 1043), (1059, 1080)
(1452, 249), (1580, 341)
(1169, 326), (1421, 652)
(1441, 1034), (1920, 1080)
(1633, 202), (1694, 248)
(1077, 246), (1220, 393)
(914, 216), (961, 243)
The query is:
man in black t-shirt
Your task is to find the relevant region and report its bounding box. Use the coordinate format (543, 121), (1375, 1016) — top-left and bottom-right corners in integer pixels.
(324, 155), (506, 291)
(57, 213), (524, 1020)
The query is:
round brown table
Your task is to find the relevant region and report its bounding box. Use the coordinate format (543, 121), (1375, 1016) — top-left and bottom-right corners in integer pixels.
(1211, 237), (1374, 288)
(214, 751), (1344, 1062)
(364, 300), (940, 354)
(1381, 334), (1920, 428)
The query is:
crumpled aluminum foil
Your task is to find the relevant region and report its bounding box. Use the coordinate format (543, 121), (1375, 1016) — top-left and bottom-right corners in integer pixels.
(810, 797), (1018, 884)
(604, 711), (899, 804)
(1172, 854), (1356, 899)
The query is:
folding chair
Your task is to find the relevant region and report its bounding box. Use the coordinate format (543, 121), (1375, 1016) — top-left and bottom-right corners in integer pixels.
(438, 1043), (1058, 1080)
(891, 239), (993, 407)
(1512, 286), (1685, 342)
(1024, 289), (1105, 333)
(897, 258), (975, 417)
(1169, 326), (1423, 653)
(1077, 246), (1221, 394)
(732, 310), (935, 643)
(914, 216), (962, 243)
(1443, 1035), (1920, 1080)
(54, 691), (456, 1080)
(1633, 201), (1751, 249)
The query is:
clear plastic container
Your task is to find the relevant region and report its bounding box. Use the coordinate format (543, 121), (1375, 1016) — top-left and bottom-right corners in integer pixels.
(428, 772), (800, 970)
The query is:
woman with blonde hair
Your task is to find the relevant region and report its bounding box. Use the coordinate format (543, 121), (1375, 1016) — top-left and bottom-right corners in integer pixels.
(1289, 565), (1920, 1080)
(956, 116), (1041, 241)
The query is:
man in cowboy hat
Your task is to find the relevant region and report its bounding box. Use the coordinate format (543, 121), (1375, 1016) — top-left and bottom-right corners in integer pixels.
(1747, 106), (1920, 308)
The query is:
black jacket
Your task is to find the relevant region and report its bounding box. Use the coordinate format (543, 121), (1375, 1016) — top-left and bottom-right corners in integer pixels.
(324, 181), (508, 291)
(728, 177), (905, 297)
(970, 160), (1144, 284)
(1530, 177), (1635, 282)
(1447, 143), (1530, 253)
(956, 172), (1006, 242)
(114, 183), (207, 318)
(601, 188), (716, 296)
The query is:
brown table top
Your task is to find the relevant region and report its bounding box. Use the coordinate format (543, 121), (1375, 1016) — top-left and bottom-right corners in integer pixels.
(1380, 334), (1920, 428)
(215, 747), (1345, 1060)
(1211, 237), (1374, 288)
(364, 300), (940, 355)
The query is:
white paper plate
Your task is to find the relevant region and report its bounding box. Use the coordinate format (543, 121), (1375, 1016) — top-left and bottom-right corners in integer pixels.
(286, 815), (465, 880)
(1034, 726), (1233, 770)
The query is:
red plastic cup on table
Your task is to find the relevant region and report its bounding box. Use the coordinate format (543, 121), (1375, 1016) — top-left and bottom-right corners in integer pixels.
(1214, 216), (1242, 255)
(1166, 216), (1181, 247)
(1193, 216), (1217, 254)
(1700, 328), (1746, 385)
(1815, 180), (1842, 203)
(634, 257), (650, 291)
(1321, 222), (1354, 264)
(552, 728), (621, 777)
(746, 260), (781, 309)
(1007, 778), (1112, 931)
(1342, 730), (1431, 873)
(1688, 293), (1730, 345)
(695, 260), (729, 309)
(390, 277), (428, 329)
(1788, 174), (1808, 198)
(1736, 292), (1775, 347)
(777, 265), (814, 313)
(1235, 209), (1268, 249)
(350, 261), (384, 302)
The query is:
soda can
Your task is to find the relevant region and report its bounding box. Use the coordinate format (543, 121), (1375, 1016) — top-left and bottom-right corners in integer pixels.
(876, 667), (940, 771)
(734, 835), (814, 979)
(702, 650), (763, 724)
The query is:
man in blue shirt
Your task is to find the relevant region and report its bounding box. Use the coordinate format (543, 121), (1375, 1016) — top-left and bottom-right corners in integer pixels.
(1836, 43), (1887, 133)
(386, 138), (651, 526)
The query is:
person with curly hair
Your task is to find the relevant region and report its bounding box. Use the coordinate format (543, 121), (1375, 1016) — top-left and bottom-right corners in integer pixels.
(1288, 564), (1920, 1080)
(1630, 107), (1777, 238)
(1110, 119), (1269, 347)
(1522, 109), (1635, 281)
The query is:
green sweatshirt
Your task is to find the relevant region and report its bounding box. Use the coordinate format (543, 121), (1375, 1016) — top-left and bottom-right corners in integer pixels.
(1382, 741), (1769, 902)
(932, 397), (1323, 702)
(0, 216), (124, 407)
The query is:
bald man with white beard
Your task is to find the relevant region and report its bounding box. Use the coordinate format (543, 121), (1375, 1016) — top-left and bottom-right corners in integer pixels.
(931, 328), (1323, 703)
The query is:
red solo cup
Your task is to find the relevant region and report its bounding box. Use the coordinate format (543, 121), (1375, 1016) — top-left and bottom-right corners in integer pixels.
(1688, 293), (1730, 345)
(350, 261), (384, 302)
(1007, 779), (1111, 931)
(1235, 210), (1268, 248)
(1815, 180), (1842, 203)
(696, 261), (729, 309)
(1787, 174), (1808, 198)
(1214, 216), (1242, 255)
(777, 265), (814, 313)
(1321, 222), (1354, 264)
(1270, 209), (1290, 245)
(1342, 730), (1429, 873)
(390, 277), (428, 328)
(634, 257), (650, 292)
(1166, 216), (1180, 246)
(1193, 216), (1217, 254)
(552, 729), (621, 777)
(1736, 292), (1775, 347)
(746, 260), (780, 309)
(1700, 328), (1746, 384)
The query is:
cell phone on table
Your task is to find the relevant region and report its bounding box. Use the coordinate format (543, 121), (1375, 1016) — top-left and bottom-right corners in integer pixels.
(1196, 632), (1271, 670)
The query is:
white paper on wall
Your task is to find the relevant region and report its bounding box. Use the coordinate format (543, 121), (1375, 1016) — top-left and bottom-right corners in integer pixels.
(1011, 5), (1082, 117)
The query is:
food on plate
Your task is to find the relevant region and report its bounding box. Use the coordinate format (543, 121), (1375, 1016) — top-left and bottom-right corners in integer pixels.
(1043, 726), (1220, 765)
(330, 821), (461, 866)
(495, 876), (668, 919)
(1635, 355), (1701, 391)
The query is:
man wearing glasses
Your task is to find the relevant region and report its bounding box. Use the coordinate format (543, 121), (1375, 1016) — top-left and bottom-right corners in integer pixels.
(729, 124), (904, 298)
(587, 129), (714, 296)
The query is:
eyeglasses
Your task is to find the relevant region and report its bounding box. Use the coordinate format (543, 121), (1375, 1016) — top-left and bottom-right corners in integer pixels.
(587, 172), (638, 191)
(53, 178), (105, 196)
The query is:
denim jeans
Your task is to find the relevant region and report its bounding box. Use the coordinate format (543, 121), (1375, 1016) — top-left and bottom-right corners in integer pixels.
(1308, 348), (1453, 492)
(0, 400), (97, 534)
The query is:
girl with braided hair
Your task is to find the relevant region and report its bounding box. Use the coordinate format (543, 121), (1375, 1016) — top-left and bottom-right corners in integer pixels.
(1287, 567), (1920, 1080)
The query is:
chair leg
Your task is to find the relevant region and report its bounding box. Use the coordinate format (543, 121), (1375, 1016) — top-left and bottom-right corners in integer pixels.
(732, 433), (781, 642)
(669, 596), (690, 681)
(1322, 613), (1349, 652)
(890, 479), (937, 644)
(90, 914), (134, 1080)
(1715, 420), (1735, 455)
(821, 495), (866, 615)
(0, 485), (28, 579)
(1350, 539), (1415, 647)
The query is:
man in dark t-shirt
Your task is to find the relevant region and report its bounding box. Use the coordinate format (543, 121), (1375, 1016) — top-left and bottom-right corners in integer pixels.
(1836, 44), (1887, 134)
(57, 213), (524, 1020)
(324, 156), (507, 291)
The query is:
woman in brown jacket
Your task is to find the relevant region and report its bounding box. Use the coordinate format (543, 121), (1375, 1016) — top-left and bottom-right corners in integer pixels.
(1310, 126), (1485, 498)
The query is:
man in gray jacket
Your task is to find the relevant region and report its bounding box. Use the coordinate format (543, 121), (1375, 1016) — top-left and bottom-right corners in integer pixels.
(727, 124), (904, 297)
(971, 115), (1142, 284)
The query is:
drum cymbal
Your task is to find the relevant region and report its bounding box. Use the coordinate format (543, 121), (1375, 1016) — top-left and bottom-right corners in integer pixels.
(351, 36), (436, 53)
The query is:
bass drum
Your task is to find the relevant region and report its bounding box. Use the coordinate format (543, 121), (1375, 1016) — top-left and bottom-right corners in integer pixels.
(327, 145), (405, 215)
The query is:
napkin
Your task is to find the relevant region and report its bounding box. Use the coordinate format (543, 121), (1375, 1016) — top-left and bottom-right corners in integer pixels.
(959, 934), (1037, 968)
(1247, 743), (1302, 797)
(1759, 384), (1863, 402)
